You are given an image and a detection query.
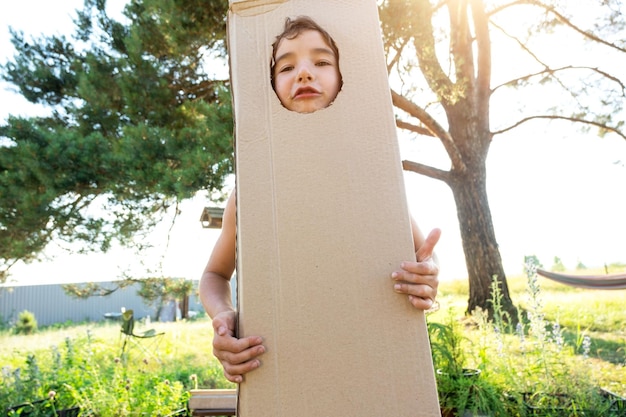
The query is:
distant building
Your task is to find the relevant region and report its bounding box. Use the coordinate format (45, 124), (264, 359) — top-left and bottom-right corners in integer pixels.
(200, 207), (225, 229)
(0, 281), (205, 327)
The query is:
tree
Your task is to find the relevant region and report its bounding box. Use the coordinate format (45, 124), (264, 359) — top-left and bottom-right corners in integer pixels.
(551, 256), (565, 272)
(0, 0), (232, 281)
(133, 276), (194, 320)
(379, 0), (624, 315)
(64, 276), (195, 320)
(3, 1), (624, 318)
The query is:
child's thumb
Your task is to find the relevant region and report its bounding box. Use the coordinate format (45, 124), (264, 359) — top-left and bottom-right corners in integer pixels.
(416, 228), (441, 262)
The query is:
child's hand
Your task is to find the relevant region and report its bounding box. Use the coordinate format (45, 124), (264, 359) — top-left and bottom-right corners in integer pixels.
(212, 311), (266, 383)
(391, 228), (441, 310)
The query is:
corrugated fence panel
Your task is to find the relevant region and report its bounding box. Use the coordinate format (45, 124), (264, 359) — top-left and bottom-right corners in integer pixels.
(0, 281), (203, 327)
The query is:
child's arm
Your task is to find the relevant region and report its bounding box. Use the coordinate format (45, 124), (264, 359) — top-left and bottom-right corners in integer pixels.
(391, 217), (441, 310)
(199, 192), (265, 383)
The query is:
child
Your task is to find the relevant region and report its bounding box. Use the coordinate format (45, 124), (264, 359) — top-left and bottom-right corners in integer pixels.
(270, 16), (343, 113)
(199, 16), (441, 384)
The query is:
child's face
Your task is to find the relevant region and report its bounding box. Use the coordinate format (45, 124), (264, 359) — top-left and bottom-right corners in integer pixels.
(273, 30), (341, 114)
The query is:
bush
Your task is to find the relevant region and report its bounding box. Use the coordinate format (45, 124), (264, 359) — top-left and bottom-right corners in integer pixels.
(14, 310), (37, 335)
(0, 320), (233, 416)
(427, 259), (626, 416)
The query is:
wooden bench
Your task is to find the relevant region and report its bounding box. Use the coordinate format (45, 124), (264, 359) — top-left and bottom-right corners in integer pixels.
(188, 389), (237, 416)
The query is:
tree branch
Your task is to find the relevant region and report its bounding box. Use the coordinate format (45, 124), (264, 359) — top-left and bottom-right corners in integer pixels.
(448, 0), (475, 90)
(486, 0), (533, 17)
(493, 65), (626, 95)
(412, 0), (457, 104)
(488, 1), (626, 54)
(532, 1), (626, 54)
(402, 159), (451, 184)
(391, 89), (467, 171)
(63, 282), (121, 298)
(493, 115), (626, 140)
(173, 78), (228, 102)
(489, 17), (626, 99)
(471, 0), (492, 118)
(387, 37), (410, 74)
(395, 119), (435, 137)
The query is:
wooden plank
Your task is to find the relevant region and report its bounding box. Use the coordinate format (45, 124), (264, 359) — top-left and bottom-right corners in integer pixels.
(188, 389), (236, 416)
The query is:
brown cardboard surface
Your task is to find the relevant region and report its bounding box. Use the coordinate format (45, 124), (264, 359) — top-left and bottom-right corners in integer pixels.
(229, 1), (440, 416)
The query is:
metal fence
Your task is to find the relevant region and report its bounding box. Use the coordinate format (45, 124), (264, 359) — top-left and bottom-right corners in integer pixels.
(0, 281), (205, 327)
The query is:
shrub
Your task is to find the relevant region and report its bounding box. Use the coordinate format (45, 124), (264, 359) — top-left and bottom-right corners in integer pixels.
(471, 261), (621, 415)
(15, 310), (38, 335)
(430, 314), (510, 415)
(0, 320), (233, 416)
(427, 259), (625, 416)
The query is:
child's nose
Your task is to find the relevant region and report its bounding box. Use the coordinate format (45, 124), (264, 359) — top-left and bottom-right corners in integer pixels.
(297, 65), (314, 82)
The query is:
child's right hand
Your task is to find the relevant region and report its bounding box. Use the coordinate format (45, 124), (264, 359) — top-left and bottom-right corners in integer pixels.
(211, 311), (266, 383)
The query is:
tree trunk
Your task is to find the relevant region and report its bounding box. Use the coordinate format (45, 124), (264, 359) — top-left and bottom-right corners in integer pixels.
(388, 0), (520, 319)
(448, 162), (517, 319)
(180, 294), (189, 319)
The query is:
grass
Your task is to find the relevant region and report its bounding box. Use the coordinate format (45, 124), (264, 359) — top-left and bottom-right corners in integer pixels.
(431, 269), (626, 402)
(0, 316), (233, 416)
(1, 268), (624, 415)
(436, 272), (626, 366)
(2, 318), (221, 374)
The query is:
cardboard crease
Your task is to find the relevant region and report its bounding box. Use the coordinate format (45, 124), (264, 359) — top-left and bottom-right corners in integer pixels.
(230, 0), (289, 17)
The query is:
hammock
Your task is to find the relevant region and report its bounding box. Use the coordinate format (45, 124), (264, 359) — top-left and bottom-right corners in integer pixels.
(536, 268), (626, 290)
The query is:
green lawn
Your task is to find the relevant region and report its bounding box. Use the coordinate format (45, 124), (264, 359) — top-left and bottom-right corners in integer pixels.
(1, 269), (624, 415)
(432, 272), (626, 397)
(0, 317), (233, 416)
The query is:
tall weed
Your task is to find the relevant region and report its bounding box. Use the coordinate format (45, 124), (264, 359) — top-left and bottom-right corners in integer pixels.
(0, 320), (232, 416)
(467, 260), (623, 415)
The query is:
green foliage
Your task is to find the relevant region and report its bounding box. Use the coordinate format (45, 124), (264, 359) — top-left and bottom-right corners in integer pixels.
(64, 277), (195, 322)
(62, 281), (132, 298)
(1, 298), (623, 416)
(436, 369), (509, 416)
(551, 256), (566, 272)
(429, 312), (511, 416)
(0, 319), (232, 416)
(607, 261), (626, 271)
(15, 310), (38, 335)
(524, 255), (544, 270)
(475, 262), (621, 415)
(134, 277), (194, 320)
(135, 277), (193, 305)
(428, 313), (468, 377)
(428, 260), (626, 415)
(0, 0), (233, 280)
(63, 277), (193, 306)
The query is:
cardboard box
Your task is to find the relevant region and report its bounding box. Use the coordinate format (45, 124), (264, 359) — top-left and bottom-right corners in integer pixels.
(229, 1), (440, 416)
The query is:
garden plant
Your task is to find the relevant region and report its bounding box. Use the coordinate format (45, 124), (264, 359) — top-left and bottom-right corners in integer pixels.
(0, 316), (233, 416)
(1, 262), (624, 416)
(429, 260), (626, 416)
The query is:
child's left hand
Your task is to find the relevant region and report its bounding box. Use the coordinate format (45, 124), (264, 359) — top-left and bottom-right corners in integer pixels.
(391, 228), (441, 310)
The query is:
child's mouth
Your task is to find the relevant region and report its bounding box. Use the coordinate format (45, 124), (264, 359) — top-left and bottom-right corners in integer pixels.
(294, 87), (320, 99)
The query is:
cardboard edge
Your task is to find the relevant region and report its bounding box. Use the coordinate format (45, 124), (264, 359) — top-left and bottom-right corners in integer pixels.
(230, 0), (288, 16)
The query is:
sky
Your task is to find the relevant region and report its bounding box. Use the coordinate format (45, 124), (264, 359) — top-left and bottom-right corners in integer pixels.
(1, 1), (625, 286)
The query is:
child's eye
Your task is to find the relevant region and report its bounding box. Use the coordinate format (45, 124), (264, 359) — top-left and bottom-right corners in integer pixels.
(316, 61), (332, 67)
(279, 65), (294, 73)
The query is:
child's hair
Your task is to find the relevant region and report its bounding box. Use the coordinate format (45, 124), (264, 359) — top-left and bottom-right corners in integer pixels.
(270, 16), (342, 91)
